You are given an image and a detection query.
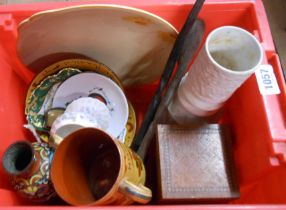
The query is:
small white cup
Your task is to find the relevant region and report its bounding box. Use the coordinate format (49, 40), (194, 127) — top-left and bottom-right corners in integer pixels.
(169, 26), (263, 124)
(65, 97), (111, 130)
(50, 97), (111, 145)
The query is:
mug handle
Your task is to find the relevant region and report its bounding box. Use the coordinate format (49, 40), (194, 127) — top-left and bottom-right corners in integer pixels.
(119, 179), (152, 204)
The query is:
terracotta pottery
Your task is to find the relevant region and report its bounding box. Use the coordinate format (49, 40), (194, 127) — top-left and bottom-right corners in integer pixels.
(51, 127), (152, 205)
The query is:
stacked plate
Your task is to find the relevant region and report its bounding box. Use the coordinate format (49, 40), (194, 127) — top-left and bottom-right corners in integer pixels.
(20, 4), (178, 147)
(25, 59), (137, 146)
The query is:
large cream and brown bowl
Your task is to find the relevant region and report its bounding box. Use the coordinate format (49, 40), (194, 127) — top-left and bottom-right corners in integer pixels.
(17, 4), (178, 87)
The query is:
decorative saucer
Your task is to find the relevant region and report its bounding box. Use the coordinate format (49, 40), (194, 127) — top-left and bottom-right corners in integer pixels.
(52, 72), (129, 139)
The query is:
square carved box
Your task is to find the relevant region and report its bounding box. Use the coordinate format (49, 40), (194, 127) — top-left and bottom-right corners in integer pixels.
(156, 124), (239, 203)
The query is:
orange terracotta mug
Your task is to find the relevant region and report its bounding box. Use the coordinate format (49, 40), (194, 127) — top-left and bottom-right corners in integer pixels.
(51, 127), (152, 205)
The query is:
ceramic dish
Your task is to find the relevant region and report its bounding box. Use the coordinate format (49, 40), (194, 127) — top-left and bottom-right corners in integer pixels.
(25, 59), (123, 130)
(25, 59), (136, 145)
(17, 4), (178, 86)
(25, 58), (123, 109)
(52, 72), (129, 139)
(26, 68), (81, 131)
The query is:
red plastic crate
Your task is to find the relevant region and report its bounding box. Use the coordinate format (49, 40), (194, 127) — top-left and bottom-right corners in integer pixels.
(0, 0), (286, 209)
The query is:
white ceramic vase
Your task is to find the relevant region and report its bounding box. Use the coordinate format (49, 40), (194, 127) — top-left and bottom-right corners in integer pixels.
(169, 26), (263, 124)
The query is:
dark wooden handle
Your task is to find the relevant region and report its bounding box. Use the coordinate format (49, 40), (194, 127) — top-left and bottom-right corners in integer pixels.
(132, 0), (206, 152)
(137, 20), (205, 159)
